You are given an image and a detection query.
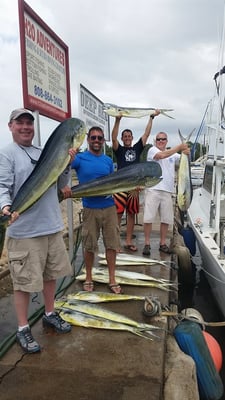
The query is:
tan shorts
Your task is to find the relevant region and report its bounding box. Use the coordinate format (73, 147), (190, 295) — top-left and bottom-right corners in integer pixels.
(143, 190), (173, 225)
(7, 232), (72, 292)
(82, 206), (120, 252)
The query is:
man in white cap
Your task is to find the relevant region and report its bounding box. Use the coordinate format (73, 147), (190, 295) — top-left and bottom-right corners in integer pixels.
(0, 108), (75, 353)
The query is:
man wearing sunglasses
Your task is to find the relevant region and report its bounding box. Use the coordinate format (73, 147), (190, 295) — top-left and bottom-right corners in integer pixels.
(112, 111), (160, 252)
(142, 132), (189, 255)
(71, 126), (121, 294)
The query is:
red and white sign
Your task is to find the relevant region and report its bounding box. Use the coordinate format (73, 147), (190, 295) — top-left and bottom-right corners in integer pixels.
(18, 0), (71, 121)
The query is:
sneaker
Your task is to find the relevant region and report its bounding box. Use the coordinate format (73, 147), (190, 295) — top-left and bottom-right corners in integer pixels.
(142, 244), (151, 256)
(16, 327), (41, 353)
(42, 312), (71, 333)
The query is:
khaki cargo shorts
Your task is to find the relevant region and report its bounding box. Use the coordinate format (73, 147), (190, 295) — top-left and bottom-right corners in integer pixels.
(7, 232), (72, 292)
(82, 206), (120, 252)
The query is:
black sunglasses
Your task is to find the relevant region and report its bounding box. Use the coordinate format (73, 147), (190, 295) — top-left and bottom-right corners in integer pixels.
(89, 135), (104, 141)
(156, 138), (167, 141)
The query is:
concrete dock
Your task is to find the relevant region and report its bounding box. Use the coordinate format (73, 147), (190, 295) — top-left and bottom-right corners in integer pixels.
(0, 216), (198, 400)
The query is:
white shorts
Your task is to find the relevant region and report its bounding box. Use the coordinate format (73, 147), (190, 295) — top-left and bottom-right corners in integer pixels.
(143, 190), (173, 225)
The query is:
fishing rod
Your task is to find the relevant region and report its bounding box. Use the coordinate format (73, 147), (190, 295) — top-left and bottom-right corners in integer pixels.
(191, 100), (210, 161)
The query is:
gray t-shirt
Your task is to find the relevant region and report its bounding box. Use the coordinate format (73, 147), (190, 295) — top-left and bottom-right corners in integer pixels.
(0, 142), (70, 238)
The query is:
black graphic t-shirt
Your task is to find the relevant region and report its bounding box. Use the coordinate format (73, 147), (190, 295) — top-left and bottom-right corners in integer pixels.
(114, 138), (144, 169)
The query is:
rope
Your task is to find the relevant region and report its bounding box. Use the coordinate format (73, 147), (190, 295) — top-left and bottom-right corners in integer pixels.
(143, 296), (225, 327)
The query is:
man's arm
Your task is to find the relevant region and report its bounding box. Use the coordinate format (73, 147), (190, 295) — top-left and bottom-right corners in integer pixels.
(154, 143), (189, 160)
(111, 116), (122, 151)
(141, 109), (160, 146)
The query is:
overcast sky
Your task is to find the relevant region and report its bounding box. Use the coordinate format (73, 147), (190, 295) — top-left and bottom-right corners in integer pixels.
(0, 0), (224, 148)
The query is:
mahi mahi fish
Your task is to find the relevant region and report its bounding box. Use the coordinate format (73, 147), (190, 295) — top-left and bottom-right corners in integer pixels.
(0, 118), (86, 258)
(67, 291), (146, 303)
(177, 129), (194, 212)
(55, 299), (161, 332)
(103, 103), (174, 119)
(63, 161), (162, 199)
(99, 259), (161, 266)
(59, 309), (157, 340)
(98, 253), (170, 267)
(76, 273), (172, 291)
(91, 267), (171, 284)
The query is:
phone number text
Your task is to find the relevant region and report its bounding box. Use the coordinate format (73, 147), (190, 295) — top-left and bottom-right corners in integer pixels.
(34, 85), (63, 108)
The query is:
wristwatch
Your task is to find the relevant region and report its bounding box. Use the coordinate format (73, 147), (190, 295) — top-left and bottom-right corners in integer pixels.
(150, 115), (155, 120)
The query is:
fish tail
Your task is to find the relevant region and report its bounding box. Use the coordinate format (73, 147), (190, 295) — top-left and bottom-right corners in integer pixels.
(160, 110), (175, 119)
(134, 329), (159, 340)
(178, 128), (195, 143)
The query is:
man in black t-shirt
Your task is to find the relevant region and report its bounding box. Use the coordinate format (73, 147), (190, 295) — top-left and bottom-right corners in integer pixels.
(112, 111), (160, 251)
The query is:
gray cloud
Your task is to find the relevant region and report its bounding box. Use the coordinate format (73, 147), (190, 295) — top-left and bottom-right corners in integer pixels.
(0, 0), (224, 147)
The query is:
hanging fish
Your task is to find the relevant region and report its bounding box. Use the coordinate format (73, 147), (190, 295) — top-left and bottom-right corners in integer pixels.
(177, 129), (194, 212)
(103, 103), (174, 119)
(0, 118), (86, 258)
(60, 161), (162, 200)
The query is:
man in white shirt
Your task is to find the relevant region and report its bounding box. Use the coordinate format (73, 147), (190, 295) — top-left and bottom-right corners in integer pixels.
(142, 131), (189, 255)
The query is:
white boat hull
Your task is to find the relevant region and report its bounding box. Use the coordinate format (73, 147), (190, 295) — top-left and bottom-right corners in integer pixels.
(188, 187), (225, 318)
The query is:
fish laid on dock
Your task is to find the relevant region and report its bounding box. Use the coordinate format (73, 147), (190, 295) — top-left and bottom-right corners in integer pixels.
(0, 118), (86, 258)
(99, 259), (158, 266)
(103, 103), (174, 119)
(91, 267), (171, 284)
(66, 291), (146, 303)
(177, 129), (194, 212)
(76, 273), (172, 291)
(55, 299), (161, 333)
(61, 161), (162, 200)
(58, 309), (158, 340)
(98, 253), (170, 267)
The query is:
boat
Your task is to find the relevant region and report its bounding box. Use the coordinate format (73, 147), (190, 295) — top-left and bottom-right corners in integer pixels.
(190, 159), (205, 187)
(187, 18), (225, 318)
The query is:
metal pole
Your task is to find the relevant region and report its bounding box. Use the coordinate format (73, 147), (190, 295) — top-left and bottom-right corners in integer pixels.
(33, 110), (41, 146)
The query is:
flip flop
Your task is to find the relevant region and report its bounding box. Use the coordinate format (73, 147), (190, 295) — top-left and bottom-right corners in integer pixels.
(124, 244), (137, 252)
(108, 284), (122, 294)
(116, 249), (123, 254)
(83, 281), (94, 292)
(159, 244), (171, 254)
